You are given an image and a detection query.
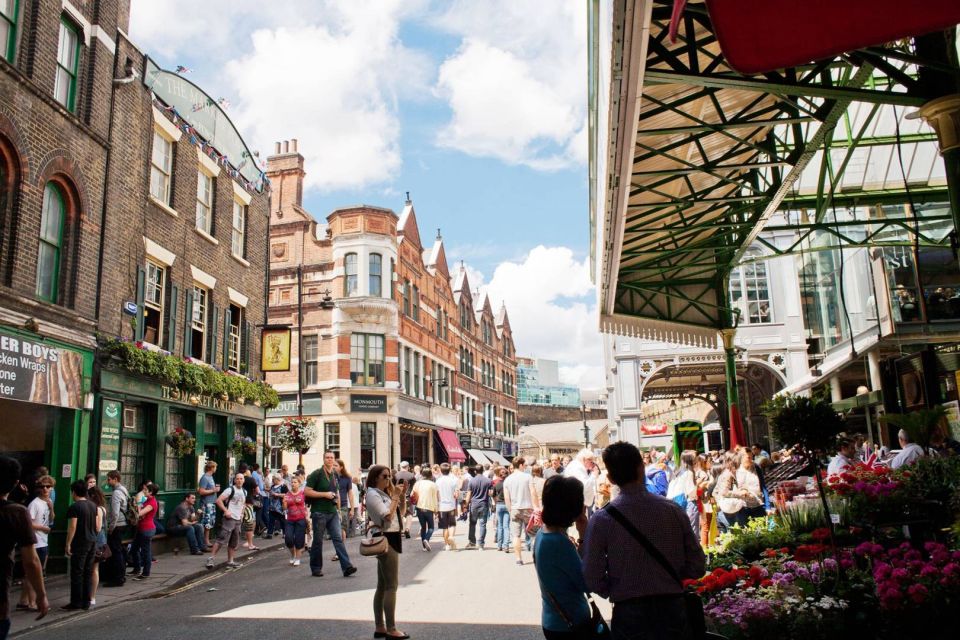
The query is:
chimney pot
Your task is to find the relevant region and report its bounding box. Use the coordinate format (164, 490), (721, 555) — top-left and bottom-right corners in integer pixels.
(274, 142), (281, 154)
(283, 140), (289, 153)
(292, 139), (298, 153)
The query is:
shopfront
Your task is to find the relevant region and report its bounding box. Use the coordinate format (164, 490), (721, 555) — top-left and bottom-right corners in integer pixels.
(0, 326), (93, 555)
(96, 368), (265, 524)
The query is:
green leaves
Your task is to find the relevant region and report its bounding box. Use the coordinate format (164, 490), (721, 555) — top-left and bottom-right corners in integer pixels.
(880, 406), (947, 452)
(763, 392), (845, 454)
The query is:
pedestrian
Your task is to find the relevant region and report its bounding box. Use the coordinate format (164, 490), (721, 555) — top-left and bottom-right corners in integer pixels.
(736, 450), (766, 521)
(86, 485), (108, 606)
(827, 436), (856, 477)
(304, 451), (357, 578)
(582, 441), (705, 639)
(102, 471), (129, 587)
(465, 466), (492, 550)
(264, 474), (287, 539)
(167, 493), (206, 555)
(492, 468), (509, 551)
(666, 451), (700, 538)
(394, 461), (417, 539)
(1, 456), (48, 639)
(337, 460), (357, 542)
(283, 476), (308, 566)
(365, 465), (408, 640)
(563, 450), (597, 516)
(533, 475), (592, 639)
(435, 463), (460, 551)
(198, 461), (220, 549)
(251, 463), (267, 534)
(17, 476), (53, 613)
(503, 457), (535, 565)
(542, 454), (562, 480)
(206, 473), (246, 569)
(63, 480), (101, 608)
(128, 482), (158, 581)
(644, 454), (669, 497)
(712, 453), (746, 532)
(241, 485), (259, 551)
(411, 468), (438, 551)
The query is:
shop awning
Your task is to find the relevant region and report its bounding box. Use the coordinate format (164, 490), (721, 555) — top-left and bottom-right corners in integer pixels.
(466, 449), (492, 466)
(399, 418), (438, 432)
(436, 429), (466, 463)
(484, 450), (510, 466)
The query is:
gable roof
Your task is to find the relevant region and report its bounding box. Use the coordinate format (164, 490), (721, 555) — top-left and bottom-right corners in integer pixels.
(496, 303), (512, 335)
(397, 200), (423, 249)
(425, 235), (450, 281)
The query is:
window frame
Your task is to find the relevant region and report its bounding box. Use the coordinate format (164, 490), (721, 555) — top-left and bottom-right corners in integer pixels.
(190, 285), (208, 361)
(195, 170), (213, 235)
(303, 334), (319, 386)
(1, 0), (18, 63)
(360, 422), (376, 469)
(350, 333), (385, 387)
(231, 200), (246, 258)
(149, 130), (173, 204)
(54, 17), (80, 112)
(143, 260), (166, 346)
(344, 252), (358, 296)
(412, 285), (420, 322)
(227, 304), (242, 372)
(36, 182), (65, 303)
(324, 422), (340, 457)
(369, 253), (382, 297)
(729, 251), (774, 325)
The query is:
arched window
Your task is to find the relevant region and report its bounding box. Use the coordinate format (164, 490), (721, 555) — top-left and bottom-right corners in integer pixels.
(369, 253), (382, 297)
(36, 182), (65, 302)
(729, 250), (772, 324)
(344, 252), (358, 296)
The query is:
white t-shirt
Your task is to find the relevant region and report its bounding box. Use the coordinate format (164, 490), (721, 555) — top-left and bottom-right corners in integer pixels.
(219, 485), (247, 520)
(503, 471), (534, 510)
(28, 498), (52, 548)
(436, 474), (460, 512)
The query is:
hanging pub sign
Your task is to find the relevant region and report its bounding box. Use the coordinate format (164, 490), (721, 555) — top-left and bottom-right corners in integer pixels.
(261, 327), (291, 372)
(0, 329), (84, 408)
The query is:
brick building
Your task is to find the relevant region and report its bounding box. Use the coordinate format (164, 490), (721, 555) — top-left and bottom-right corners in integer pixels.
(0, 0), (125, 553)
(265, 143), (518, 473)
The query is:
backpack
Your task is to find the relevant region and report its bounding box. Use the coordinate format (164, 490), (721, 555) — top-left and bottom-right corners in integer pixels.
(120, 486), (139, 526)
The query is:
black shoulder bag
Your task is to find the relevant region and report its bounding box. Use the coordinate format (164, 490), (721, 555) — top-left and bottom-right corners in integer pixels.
(604, 505), (706, 640)
(533, 539), (610, 639)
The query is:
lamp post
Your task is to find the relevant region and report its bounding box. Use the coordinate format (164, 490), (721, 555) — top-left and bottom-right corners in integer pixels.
(581, 402), (591, 450)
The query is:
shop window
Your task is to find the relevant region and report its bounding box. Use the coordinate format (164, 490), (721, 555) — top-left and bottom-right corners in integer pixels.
(231, 201), (246, 258)
(54, 17), (80, 112)
(303, 334), (318, 386)
(120, 406), (147, 491)
(729, 252), (773, 324)
(165, 411), (191, 490)
(227, 304), (242, 372)
(324, 422), (340, 457)
(149, 131), (173, 204)
(344, 252), (358, 296)
(36, 182), (65, 303)
(190, 285), (207, 360)
(350, 333), (384, 386)
(1, 0), (17, 62)
(369, 253), (381, 297)
(143, 260), (165, 346)
(360, 422), (376, 469)
(196, 171), (213, 235)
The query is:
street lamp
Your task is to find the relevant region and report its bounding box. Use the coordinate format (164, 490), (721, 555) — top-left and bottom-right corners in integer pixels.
(580, 402), (590, 450)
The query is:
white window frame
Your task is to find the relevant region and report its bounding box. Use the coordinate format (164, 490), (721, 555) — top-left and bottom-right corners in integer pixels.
(196, 171), (213, 235)
(144, 260), (165, 346)
(228, 305), (242, 372)
(191, 284), (207, 361)
(729, 250), (774, 324)
(231, 200), (246, 258)
(150, 131), (173, 205)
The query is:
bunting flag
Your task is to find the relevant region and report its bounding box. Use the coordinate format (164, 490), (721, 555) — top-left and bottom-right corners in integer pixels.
(217, 97), (231, 109)
(175, 65), (192, 74)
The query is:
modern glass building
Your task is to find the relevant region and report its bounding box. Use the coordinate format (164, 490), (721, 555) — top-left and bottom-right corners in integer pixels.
(516, 357), (581, 407)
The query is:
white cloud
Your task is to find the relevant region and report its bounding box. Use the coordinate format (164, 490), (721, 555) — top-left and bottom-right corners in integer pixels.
(479, 246), (602, 388)
(432, 0), (587, 170)
(130, 1), (431, 192)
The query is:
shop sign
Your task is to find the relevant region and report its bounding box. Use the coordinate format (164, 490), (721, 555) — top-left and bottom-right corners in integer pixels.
(267, 394), (322, 418)
(0, 329), (85, 408)
(351, 394), (387, 413)
(161, 385), (237, 411)
(98, 400), (122, 481)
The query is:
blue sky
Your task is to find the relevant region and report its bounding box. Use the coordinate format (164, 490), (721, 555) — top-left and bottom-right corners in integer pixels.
(130, 0), (603, 387)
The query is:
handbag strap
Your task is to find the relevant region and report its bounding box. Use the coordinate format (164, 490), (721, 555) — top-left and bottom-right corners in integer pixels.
(532, 536), (595, 629)
(604, 504), (683, 588)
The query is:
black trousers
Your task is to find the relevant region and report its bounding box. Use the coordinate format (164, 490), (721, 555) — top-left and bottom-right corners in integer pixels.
(104, 525), (128, 584)
(69, 541), (96, 607)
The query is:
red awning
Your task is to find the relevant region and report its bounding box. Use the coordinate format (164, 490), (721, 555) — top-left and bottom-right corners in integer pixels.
(437, 429), (466, 463)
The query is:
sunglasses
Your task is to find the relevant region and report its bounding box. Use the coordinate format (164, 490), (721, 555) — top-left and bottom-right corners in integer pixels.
(41, 485), (53, 489)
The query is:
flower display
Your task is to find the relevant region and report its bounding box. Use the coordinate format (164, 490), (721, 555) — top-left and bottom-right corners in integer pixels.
(165, 426), (196, 457)
(230, 434), (256, 457)
(274, 418), (318, 453)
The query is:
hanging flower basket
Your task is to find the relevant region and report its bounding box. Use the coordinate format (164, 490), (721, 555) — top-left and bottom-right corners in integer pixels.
(165, 427), (197, 457)
(231, 434), (256, 458)
(275, 417), (318, 454)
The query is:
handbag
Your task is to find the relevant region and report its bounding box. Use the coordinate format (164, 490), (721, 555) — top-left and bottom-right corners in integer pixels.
(605, 505), (706, 640)
(544, 589), (610, 638)
(95, 543), (112, 562)
(525, 509), (543, 536)
(359, 523), (388, 558)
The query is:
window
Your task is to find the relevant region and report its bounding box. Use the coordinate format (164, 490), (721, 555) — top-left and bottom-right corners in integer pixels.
(149, 131), (173, 204)
(350, 333), (384, 386)
(344, 252), (358, 296)
(369, 253), (382, 297)
(196, 172), (213, 234)
(54, 18), (79, 111)
(729, 254), (773, 324)
(120, 405), (147, 491)
(412, 285), (420, 322)
(403, 347), (411, 394)
(36, 182), (65, 302)
(460, 300), (470, 328)
(227, 304), (242, 372)
(1, 0), (17, 62)
(402, 279), (411, 316)
(413, 352), (420, 397)
(303, 335), (318, 386)
(231, 201), (246, 258)
(165, 412), (191, 490)
(143, 260), (165, 345)
(324, 422), (340, 458)
(360, 422), (376, 469)
(190, 285), (207, 360)
(268, 425), (282, 470)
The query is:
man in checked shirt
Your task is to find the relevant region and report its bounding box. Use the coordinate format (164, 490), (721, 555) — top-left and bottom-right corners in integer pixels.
(582, 442), (705, 639)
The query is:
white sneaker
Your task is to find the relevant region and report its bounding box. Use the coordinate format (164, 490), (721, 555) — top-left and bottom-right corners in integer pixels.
(205, 557), (214, 569)
(289, 558), (295, 565)
(293, 559), (300, 567)
(226, 561), (242, 569)
(444, 544), (451, 551)
(424, 540), (432, 552)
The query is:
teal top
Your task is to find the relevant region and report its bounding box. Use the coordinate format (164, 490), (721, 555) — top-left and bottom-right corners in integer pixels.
(534, 530), (591, 631)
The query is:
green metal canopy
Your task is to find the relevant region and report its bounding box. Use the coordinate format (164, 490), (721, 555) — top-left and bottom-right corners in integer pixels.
(595, 0), (956, 346)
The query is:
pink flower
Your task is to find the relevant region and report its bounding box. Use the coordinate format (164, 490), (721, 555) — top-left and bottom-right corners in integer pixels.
(920, 565), (940, 579)
(907, 584), (929, 604)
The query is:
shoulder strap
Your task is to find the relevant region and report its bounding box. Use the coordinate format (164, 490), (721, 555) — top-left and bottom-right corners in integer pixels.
(604, 504), (682, 587)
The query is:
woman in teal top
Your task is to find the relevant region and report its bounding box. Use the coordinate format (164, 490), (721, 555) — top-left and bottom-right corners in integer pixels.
(533, 475), (592, 639)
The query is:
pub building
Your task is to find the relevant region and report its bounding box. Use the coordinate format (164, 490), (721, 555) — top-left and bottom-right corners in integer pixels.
(92, 40), (271, 522)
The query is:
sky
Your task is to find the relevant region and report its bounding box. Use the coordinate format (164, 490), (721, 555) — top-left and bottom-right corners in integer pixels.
(129, 0), (603, 388)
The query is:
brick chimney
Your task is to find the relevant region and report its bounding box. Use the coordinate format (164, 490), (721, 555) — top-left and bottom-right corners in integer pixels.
(265, 139), (306, 218)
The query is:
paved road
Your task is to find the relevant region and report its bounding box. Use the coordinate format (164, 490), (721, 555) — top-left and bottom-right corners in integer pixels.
(20, 523), (564, 640)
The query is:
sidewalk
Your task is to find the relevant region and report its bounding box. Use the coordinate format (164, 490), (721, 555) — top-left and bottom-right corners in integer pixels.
(9, 533), (288, 638)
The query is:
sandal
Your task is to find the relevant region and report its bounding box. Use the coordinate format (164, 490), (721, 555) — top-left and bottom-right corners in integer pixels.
(15, 604), (35, 612)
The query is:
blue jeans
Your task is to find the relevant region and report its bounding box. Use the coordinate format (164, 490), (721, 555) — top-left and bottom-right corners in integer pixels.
(468, 503), (489, 545)
(309, 511), (352, 574)
(417, 509), (435, 543)
(268, 510), (285, 535)
(130, 529), (155, 576)
(495, 503), (510, 549)
(285, 518), (306, 549)
(169, 523), (204, 552)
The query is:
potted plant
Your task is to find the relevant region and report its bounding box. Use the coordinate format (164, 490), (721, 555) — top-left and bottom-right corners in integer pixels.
(165, 426), (196, 457)
(231, 434), (256, 458)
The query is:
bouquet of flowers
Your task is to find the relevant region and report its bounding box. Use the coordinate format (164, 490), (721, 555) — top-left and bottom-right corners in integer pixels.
(165, 426), (196, 457)
(275, 418), (318, 453)
(231, 434), (256, 457)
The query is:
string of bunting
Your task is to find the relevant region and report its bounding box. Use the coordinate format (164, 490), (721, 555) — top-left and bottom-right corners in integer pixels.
(153, 98), (268, 194)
